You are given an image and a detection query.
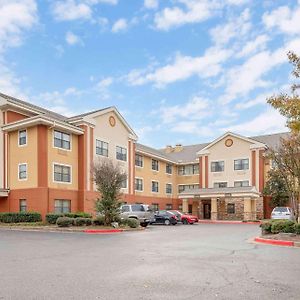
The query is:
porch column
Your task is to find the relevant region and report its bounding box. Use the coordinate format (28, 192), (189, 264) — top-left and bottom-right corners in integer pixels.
(251, 199), (257, 220)
(211, 198), (218, 220)
(182, 199), (188, 214)
(244, 197), (252, 221)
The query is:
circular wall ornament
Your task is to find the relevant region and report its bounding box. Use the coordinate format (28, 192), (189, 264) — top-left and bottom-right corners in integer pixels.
(109, 116), (116, 127)
(225, 138), (233, 147)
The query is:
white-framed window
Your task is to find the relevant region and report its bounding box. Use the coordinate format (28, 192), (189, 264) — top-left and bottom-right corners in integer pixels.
(234, 159), (249, 170)
(166, 203), (173, 210)
(55, 199), (71, 213)
(18, 130), (27, 146)
(213, 182), (227, 188)
(152, 181), (159, 193)
(166, 163), (172, 174)
(121, 177), (127, 189)
(135, 154), (143, 167)
(211, 161), (224, 172)
(166, 183), (172, 194)
(178, 184), (199, 193)
(152, 159), (159, 171)
(96, 140), (108, 157)
(18, 163), (27, 180)
(178, 164), (199, 175)
(234, 180), (250, 187)
(135, 178), (143, 191)
(53, 164), (71, 183)
(116, 146), (127, 161)
(54, 130), (71, 150)
(19, 199), (27, 212)
(152, 203), (159, 211)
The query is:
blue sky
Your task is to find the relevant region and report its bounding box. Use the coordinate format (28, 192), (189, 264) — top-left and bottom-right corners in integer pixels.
(1, 0), (300, 148)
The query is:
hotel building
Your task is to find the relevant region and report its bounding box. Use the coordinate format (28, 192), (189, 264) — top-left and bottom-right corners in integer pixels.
(0, 92), (286, 220)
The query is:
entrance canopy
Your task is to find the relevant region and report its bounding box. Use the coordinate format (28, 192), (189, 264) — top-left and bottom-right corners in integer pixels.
(0, 189), (9, 197)
(178, 186), (260, 199)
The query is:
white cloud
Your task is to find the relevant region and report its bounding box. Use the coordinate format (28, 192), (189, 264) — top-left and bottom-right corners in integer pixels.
(112, 18), (128, 33)
(236, 35), (270, 58)
(97, 77), (113, 89)
(144, 0), (159, 9)
(65, 31), (83, 45)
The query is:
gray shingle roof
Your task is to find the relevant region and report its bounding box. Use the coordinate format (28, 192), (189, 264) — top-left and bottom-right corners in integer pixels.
(250, 132), (290, 149)
(67, 107), (113, 120)
(136, 143), (174, 162)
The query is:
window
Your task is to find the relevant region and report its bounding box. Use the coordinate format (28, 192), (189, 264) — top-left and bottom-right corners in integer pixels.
(135, 178), (143, 191)
(211, 161), (224, 172)
(152, 159), (159, 171)
(54, 130), (71, 150)
(234, 180), (249, 187)
(18, 163), (27, 180)
(132, 204), (145, 212)
(121, 205), (130, 212)
(166, 163), (172, 174)
(234, 159), (249, 170)
(178, 164), (199, 175)
(55, 200), (71, 213)
(18, 130), (27, 146)
(166, 183), (172, 194)
(116, 146), (127, 161)
(213, 182), (228, 188)
(227, 203), (235, 214)
(19, 199), (27, 212)
(166, 204), (173, 210)
(121, 178), (127, 189)
(152, 203), (159, 211)
(54, 164), (71, 183)
(96, 140), (108, 157)
(135, 154), (143, 167)
(178, 184), (199, 193)
(178, 204), (182, 211)
(152, 181), (159, 193)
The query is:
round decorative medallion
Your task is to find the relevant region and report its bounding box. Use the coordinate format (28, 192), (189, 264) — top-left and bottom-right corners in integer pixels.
(109, 116), (116, 127)
(225, 138), (233, 147)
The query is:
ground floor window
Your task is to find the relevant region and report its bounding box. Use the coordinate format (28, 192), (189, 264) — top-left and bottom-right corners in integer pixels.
(55, 199), (71, 213)
(227, 203), (235, 214)
(152, 203), (159, 211)
(178, 204), (182, 211)
(19, 199), (27, 212)
(166, 203), (172, 210)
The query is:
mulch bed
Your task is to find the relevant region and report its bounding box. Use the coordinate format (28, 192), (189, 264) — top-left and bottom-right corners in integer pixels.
(262, 233), (300, 242)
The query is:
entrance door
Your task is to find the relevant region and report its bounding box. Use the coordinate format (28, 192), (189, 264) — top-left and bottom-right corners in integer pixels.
(203, 203), (211, 219)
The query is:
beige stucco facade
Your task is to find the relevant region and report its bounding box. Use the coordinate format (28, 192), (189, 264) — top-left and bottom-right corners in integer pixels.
(0, 110), (3, 189)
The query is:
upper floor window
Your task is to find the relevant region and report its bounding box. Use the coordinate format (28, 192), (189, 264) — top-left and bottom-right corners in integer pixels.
(135, 178), (143, 191)
(178, 164), (199, 175)
(152, 159), (159, 171)
(19, 199), (27, 212)
(54, 130), (70, 150)
(55, 199), (71, 213)
(116, 146), (127, 161)
(18, 163), (27, 180)
(234, 159), (249, 170)
(54, 164), (71, 183)
(166, 183), (172, 194)
(234, 180), (249, 187)
(213, 182), (227, 188)
(18, 130), (27, 146)
(96, 140), (108, 157)
(166, 163), (172, 174)
(135, 154), (143, 167)
(178, 184), (199, 193)
(152, 181), (159, 193)
(211, 161), (224, 172)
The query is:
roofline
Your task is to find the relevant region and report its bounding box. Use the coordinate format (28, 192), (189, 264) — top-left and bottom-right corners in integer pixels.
(136, 149), (177, 164)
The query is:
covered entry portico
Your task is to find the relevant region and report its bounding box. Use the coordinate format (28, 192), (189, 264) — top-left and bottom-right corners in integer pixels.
(179, 186), (261, 221)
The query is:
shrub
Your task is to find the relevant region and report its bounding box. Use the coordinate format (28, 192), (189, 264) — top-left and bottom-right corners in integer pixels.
(93, 216), (105, 226)
(271, 220), (295, 234)
(46, 213), (64, 224)
(56, 217), (74, 227)
(64, 212), (92, 219)
(294, 223), (300, 234)
(74, 217), (92, 226)
(0, 212), (42, 223)
(123, 218), (139, 228)
(260, 220), (273, 234)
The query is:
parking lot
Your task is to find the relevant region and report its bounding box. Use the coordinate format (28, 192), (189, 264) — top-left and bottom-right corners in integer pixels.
(0, 223), (300, 300)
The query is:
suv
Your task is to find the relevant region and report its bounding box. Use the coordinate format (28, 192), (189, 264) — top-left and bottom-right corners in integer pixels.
(120, 204), (153, 227)
(271, 207), (294, 220)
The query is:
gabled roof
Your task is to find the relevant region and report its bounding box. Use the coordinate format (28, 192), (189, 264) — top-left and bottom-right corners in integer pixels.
(136, 143), (176, 163)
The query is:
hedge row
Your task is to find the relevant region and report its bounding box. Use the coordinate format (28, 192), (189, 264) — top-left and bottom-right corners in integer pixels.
(46, 212), (92, 224)
(0, 212), (42, 223)
(261, 220), (300, 234)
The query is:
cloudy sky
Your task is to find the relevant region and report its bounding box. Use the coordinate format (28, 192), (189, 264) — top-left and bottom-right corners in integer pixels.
(0, 0), (299, 148)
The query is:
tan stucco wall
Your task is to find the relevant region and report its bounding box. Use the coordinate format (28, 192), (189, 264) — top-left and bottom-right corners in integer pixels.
(8, 127), (38, 189)
(176, 168), (199, 193)
(48, 128), (78, 190)
(0, 109), (3, 189)
(207, 135), (253, 188)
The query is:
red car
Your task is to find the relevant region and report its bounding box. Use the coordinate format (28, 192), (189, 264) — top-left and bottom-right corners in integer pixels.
(169, 210), (198, 224)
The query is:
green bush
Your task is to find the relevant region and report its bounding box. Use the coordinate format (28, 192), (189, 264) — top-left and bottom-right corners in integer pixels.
(74, 217), (92, 226)
(56, 217), (74, 227)
(93, 216), (105, 226)
(294, 223), (300, 234)
(0, 212), (42, 223)
(64, 212), (92, 219)
(46, 213), (64, 224)
(260, 220), (273, 234)
(122, 218), (139, 228)
(46, 212), (91, 224)
(271, 220), (295, 234)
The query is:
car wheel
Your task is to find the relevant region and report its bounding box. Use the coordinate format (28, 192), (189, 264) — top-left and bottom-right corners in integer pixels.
(140, 222), (149, 227)
(182, 219), (188, 225)
(164, 219), (170, 226)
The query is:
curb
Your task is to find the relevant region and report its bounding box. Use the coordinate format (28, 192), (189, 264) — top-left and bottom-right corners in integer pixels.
(198, 220), (261, 225)
(254, 237), (295, 247)
(84, 229), (124, 234)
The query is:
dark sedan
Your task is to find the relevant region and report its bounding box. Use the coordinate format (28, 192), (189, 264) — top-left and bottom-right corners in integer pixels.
(150, 210), (177, 225)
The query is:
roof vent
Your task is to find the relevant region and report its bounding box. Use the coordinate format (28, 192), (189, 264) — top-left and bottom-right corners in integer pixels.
(174, 144), (183, 152)
(165, 145), (174, 153)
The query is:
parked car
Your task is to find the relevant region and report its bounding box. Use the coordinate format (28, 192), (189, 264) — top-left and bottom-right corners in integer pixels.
(169, 210), (198, 224)
(271, 207), (294, 220)
(150, 210), (177, 225)
(120, 204), (154, 227)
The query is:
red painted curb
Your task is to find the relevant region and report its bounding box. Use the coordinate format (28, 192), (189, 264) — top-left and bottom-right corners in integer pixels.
(198, 220), (261, 225)
(254, 237), (294, 247)
(84, 229), (124, 234)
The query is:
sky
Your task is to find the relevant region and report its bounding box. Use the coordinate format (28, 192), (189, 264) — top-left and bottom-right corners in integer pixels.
(0, 0), (300, 148)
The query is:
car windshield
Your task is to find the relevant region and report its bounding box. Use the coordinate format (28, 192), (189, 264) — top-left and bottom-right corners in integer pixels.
(273, 207), (288, 212)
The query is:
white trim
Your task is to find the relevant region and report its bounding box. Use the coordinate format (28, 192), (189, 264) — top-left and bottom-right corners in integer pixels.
(233, 180), (250, 187)
(165, 163), (173, 175)
(95, 138), (109, 157)
(151, 180), (159, 193)
(165, 182), (173, 195)
(18, 129), (27, 147)
(151, 158), (159, 172)
(134, 177), (144, 192)
(53, 162), (72, 184)
(177, 164), (199, 176)
(18, 163), (28, 181)
(213, 181), (228, 188)
(53, 129), (72, 152)
(233, 157), (250, 171)
(134, 153), (144, 168)
(210, 160), (225, 173)
(116, 144), (127, 162)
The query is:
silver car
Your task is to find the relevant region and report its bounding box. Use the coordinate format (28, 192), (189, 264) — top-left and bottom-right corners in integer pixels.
(271, 207), (294, 220)
(120, 204), (154, 227)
